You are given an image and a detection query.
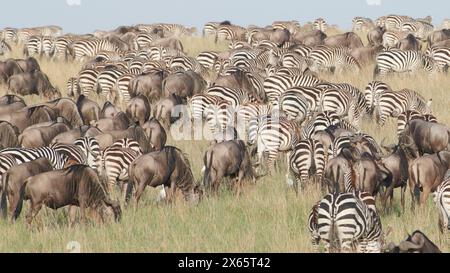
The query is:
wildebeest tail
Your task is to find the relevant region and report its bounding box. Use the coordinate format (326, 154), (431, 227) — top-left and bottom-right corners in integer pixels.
(13, 178), (28, 220)
(203, 150), (213, 191)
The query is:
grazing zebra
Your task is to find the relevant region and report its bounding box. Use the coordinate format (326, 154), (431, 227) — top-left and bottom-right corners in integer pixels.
(382, 31), (409, 48)
(397, 110), (438, 137)
(0, 147), (68, 170)
(49, 142), (88, 167)
(1, 28), (17, 43)
(73, 137), (102, 170)
(300, 111), (340, 139)
(319, 88), (364, 128)
(374, 50), (437, 77)
(375, 89), (432, 126)
(308, 46), (361, 74)
(216, 25), (246, 43)
(203, 22), (220, 37)
(313, 18), (328, 32)
(188, 94), (224, 121)
(102, 140), (142, 197)
(309, 192), (383, 253)
(426, 46), (450, 72)
(0, 154), (17, 181)
(289, 139), (325, 192)
(69, 39), (121, 61)
(96, 67), (127, 101)
(112, 73), (136, 104)
(205, 85), (251, 107)
(435, 178), (450, 232)
(255, 115), (301, 173)
(24, 36), (41, 56)
(264, 74), (321, 107)
(54, 36), (73, 60)
(384, 15), (413, 31)
(364, 81), (392, 115)
(352, 17), (373, 32)
(166, 56), (208, 77)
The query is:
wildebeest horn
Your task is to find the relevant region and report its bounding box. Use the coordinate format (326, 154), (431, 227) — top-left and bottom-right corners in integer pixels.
(398, 240), (422, 252)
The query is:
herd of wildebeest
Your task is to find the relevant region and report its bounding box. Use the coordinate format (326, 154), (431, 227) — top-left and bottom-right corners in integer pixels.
(0, 14), (450, 253)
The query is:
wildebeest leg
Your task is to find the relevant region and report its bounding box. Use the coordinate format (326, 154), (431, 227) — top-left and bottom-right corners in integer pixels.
(401, 185), (406, 212)
(420, 187), (430, 206)
(26, 201), (42, 226)
(134, 181), (147, 206)
(122, 180), (133, 205)
(68, 205), (77, 228)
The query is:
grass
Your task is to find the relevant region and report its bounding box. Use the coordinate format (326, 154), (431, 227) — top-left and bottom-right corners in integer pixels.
(0, 34), (450, 252)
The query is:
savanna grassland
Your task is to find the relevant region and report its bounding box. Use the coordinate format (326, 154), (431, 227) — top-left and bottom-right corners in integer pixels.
(0, 33), (449, 253)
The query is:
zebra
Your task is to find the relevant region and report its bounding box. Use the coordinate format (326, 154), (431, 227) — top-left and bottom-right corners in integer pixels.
(264, 74), (321, 107)
(0, 147), (68, 170)
(112, 73), (136, 104)
(425, 46), (450, 72)
(308, 46), (361, 74)
(69, 39), (121, 61)
(196, 51), (219, 70)
(271, 20), (300, 34)
(205, 86), (251, 107)
(216, 25), (246, 43)
(374, 50), (437, 77)
(78, 67), (102, 96)
(203, 22), (220, 38)
(236, 102), (273, 143)
(375, 88), (432, 126)
(0, 154), (17, 182)
(300, 111), (340, 139)
(352, 17), (374, 32)
(384, 15), (413, 31)
(279, 89), (315, 123)
(108, 138), (141, 153)
(255, 115), (301, 173)
(49, 142), (88, 168)
(101, 139), (142, 197)
(289, 139), (325, 192)
(1, 28), (17, 43)
(135, 32), (161, 49)
(397, 110), (438, 137)
(313, 18), (328, 32)
(434, 177), (450, 232)
(96, 67), (127, 101)
(188, 94), (224, 121)
(166, 56), (209, 78)
(204, 99), (234, 136)
(319, 88), (364, 128)
(401, 20), (434, 40)
(24, 35), (41, 56)
(364, 81), (392, 116)
(309, 192), (383, 253)
(382, 31), (409, 48)
(73, 137), (102, 170)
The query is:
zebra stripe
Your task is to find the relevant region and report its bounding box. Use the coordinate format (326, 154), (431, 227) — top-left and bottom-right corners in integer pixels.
(374, 50), (437, 77)
(0, 147), (68, 169)
(435, 178), (450, 232)
(289, 139), (325, 188)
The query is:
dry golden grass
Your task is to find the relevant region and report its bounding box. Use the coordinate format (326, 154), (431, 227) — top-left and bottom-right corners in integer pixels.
(0, 37), (449, 252)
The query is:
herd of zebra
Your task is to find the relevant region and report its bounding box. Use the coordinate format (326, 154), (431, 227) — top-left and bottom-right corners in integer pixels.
(0, 14), (450, 253)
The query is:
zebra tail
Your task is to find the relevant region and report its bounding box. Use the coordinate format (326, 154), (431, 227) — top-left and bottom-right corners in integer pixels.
(203, 150), (214, 192)
(13, 179), (27, 221)
(0, 172), (8, 219)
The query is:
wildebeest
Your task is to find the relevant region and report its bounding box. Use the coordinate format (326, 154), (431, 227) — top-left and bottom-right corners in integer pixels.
(142, 117), (167, 151)
(427, 29), (450, 46)
(324, 32), (364, 50)
(0, 158), (53, 220)
(94, 111), (130, 132)
(383, 230), (441, 253)
(401, 119), (450, 155)
(8, 70), (61, 100)
(100, 101), (120, 119)
(349, 45), (384, 66)
(93, 125), (150, 152)
(367, 26), (385, 46)
(162, 70), (206, 99)
(0, 121), (20, 149)
(154, 94), (184, 128)
(291, 30), (326, 46)
(0, 40), (11, 55)
(151, 37), (184, 52)
(0, 105), (57, 132)
(19, 117), (70, 148)
(77, 95), (101, 125)
(0, 58), (24, 83)
(38, 97), (84, 128)
(398, 34), (421, 51)
(130, 69), (169, 102)
(126, 94), (151, 126)
(203, 140), (254, 195)
(0, 95), (26, 116)
(129, 146), (202, 205)
(408, 151), (450, 207)
(18, 164), (121, 226)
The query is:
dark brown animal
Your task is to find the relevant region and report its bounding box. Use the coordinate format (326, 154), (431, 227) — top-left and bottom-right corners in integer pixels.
(349, 45), (384, 65)
(0, 59), (24, 83)
(154, 94), (184, 128)
(398, 34), (421, 51)
(100, 101), (120, 118)
(130, 70), (169, 101)
(129, 146), (202, 205)
(427, 29), (450, 46)
(291, 30), (326, 46)
(0, 121), (20, 149)
(19, 164), (121, 226)
(401, 119), (450, 156)
(162, 70), (206, 99)
(94, 112), (130, 132)
(203, 140), (254, 195)
(39, 97), (84, 128)
(142, 117), (167, 151)
(0, 158), (53, 220)
(367, 26), (385, 46)
(383, 230), (441, 253)
(126, 94), (151, 126)
(0, 105), (57, 132)
(15, 57), (40, 72)
(324, 32), (364, 50)
(19, 118), (70, 148)
(8, 71), (61, 100)
(76, 95), (101, 125)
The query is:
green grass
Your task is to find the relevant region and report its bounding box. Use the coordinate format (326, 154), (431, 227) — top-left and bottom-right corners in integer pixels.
(0, 35), (449, 252)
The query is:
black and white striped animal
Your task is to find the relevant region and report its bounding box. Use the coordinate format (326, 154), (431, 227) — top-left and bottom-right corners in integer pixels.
(0, 147), (68, 169)
(374, 50), (437, 77)
(434, 177), (450, 232)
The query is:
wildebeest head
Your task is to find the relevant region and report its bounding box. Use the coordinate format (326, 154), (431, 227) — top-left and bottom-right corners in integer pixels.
(383, 230), (441, 253)
(101, 199), (122, 222)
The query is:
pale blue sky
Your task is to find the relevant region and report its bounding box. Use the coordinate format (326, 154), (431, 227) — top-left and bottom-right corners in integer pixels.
(1, 0), (448, 34)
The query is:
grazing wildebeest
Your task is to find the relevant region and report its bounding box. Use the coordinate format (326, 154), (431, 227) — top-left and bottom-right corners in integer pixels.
(162, 70), (206, 99)
(0, 121), (20, 149)
(349, 45), (384, 66)
(378, 143), (418, 210)
(427, 29), (450, 46)
(142, 117), (167, 151)
(18, 164), (121, 226)
(94, 125), (150, 152)
(203, 140), (254, 195)
(383, 230), (441, 253)
(8, 71), (61, 100)
(94, 112), (130, 131)
(0, 105), (57, 132)
(19, 118), (70, 148)
(39, 98), (84, 128)
(324, 32), (364, 50)
(100, 101), (120, 119)
(0, 95), (26, 116)
(154, 94), (184, 128)
(51, 125), (90, 144)
(130, 70), (169, 102)
(401, 119), (450, 155)
(129, 146), (203, 205)
(408, 151), (450, 208)
(0, 158), (53, 220)
(76, 95), (101, 125)
(126, 94), (151, 126)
